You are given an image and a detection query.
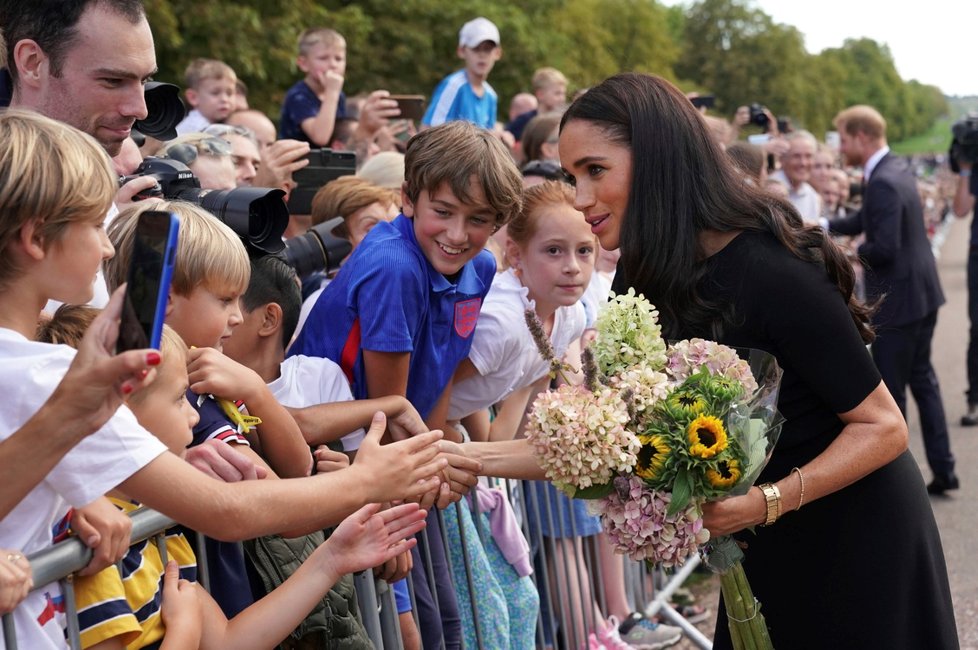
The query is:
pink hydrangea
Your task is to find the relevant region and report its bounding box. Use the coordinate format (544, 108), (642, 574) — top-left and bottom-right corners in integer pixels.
(525, 384), (639, 495)
(666, 339), (758, 395)
(589, 476), (711, 566)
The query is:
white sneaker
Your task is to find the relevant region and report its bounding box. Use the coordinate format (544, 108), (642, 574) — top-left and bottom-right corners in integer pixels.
(617, 613), (683, 650)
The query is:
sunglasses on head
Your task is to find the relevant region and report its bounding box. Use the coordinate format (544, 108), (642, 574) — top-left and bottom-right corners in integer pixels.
(160, 136), (232, 167)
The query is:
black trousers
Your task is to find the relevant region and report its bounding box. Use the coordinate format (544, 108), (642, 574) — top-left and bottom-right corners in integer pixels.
(872, 309), (955, 477)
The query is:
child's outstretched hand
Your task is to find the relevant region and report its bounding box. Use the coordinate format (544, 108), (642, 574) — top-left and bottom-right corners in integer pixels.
(354, 412), (446, 503)
(321, 503), (426, 577)
(160, 560), (202, 648)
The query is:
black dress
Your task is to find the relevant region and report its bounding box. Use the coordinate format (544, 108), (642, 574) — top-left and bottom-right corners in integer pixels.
(617, 230), (958, 649)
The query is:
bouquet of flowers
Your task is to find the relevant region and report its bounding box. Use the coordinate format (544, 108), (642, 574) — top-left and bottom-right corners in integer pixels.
(524, 289), (784, 649)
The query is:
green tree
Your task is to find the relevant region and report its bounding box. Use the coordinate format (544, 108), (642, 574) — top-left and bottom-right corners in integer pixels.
(545, 0), (678, 87)
(142, 0), (947, 142)
(675, 0), (809, 125)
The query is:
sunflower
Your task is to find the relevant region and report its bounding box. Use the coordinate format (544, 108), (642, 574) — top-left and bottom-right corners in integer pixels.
(668, 390), (706, 415)
(706, 458), (741, 489)
(635, 434), (670, 482)
(687, 415), (728, 459)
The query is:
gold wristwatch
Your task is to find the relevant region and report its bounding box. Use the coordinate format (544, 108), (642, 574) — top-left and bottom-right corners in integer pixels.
(758, 483), (782, 526)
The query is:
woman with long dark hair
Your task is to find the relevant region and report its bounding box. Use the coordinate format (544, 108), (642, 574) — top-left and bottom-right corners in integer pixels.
(554, 72), (957, 649)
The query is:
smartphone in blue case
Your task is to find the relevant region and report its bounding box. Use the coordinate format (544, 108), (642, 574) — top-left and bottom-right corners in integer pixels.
(116, 211), (180, 353)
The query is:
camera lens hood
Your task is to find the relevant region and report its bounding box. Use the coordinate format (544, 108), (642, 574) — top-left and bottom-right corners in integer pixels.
(136, 82), (185, 141)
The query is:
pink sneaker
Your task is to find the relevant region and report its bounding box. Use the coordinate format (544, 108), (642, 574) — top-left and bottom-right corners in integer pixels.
(596, 616), (638, 650)
(586, 631), (609, 650)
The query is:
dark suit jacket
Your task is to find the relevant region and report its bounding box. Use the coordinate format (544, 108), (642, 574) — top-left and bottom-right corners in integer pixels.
(829, 152), (944, 327)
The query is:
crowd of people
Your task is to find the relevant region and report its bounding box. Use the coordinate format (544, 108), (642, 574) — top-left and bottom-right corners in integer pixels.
(0, 1), (966, 649)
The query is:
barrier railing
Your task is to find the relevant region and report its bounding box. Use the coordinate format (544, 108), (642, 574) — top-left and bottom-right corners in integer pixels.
(3, 487), (714, 650)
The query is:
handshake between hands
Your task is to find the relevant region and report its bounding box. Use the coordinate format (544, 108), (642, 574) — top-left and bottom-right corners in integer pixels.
(340, 410), (481, 511)
(332, 409), (482, 584)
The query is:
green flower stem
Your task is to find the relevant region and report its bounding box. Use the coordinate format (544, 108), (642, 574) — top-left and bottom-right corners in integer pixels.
(735, 561), (773, 647)
(719, 568), (746, 649)
(720, 561), (772, 650)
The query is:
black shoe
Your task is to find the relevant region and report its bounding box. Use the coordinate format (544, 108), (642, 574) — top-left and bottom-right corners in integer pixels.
(962, 404), (978, 426)
(927, 473), (960, 495)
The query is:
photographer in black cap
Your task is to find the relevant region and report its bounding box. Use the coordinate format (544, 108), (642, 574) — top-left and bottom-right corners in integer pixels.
(950, 114), (978, 424)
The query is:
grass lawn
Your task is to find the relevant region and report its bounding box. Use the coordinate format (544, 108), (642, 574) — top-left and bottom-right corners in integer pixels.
(891, 117), (952, 156)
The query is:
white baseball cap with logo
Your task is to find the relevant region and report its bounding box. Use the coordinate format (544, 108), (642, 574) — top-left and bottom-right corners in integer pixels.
(458, 17), (500, 48)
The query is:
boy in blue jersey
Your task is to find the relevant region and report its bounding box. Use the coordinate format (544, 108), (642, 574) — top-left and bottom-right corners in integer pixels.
(290, 120), (523, 650)
(422, 17), (502, 130)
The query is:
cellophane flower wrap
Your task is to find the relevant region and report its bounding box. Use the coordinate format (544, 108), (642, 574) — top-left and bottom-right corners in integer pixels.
(524, 289), (784, 650)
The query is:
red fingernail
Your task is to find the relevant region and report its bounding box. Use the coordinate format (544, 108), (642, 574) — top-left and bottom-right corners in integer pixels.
(138, 369), (149, 379)
(122, 383), (134, 395)
(146, 351), (161, 366)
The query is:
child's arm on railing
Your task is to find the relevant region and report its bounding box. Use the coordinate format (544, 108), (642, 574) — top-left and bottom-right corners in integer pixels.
(70, 497), (132, 576)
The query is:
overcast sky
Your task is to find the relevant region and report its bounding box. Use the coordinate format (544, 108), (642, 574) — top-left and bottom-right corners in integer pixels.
(665, 0), (977, 100)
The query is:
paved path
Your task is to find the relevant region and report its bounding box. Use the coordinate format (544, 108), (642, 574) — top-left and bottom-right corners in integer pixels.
(910, 214), (977, 649)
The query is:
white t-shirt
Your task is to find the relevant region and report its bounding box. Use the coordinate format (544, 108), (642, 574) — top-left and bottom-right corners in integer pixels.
(580, 270), (614, 328)
(0, 329), (167, 650)
(448, 269), (586, 420)
(267, 355), (365, 451)
(175, 109), (212, 135)
(770, 170), (823, 225)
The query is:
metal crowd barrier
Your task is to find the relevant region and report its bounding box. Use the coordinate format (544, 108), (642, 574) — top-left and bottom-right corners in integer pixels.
(2, 508), (174, 650)
(3, 487), (714, 650)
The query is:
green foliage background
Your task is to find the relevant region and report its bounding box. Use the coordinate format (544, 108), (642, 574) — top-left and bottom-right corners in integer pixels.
(145, 0), (951, 143)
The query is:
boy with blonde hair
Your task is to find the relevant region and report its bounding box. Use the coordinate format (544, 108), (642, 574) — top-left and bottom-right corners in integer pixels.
(42, 322), (428, 650)
(0, 109), (447, 649)
(106, 199), (363, 615)
(291, 119), (522, 650)
(280, 27), (348, 145)
(423, 17), (502, 130)
(176, 58), (238, 135)
(104, 201), (316, 479)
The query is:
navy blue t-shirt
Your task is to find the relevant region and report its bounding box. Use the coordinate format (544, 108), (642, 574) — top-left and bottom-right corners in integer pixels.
(506, 108), (538, 142)
(184, 391), (254, 618)
(279, 79), (347, 143)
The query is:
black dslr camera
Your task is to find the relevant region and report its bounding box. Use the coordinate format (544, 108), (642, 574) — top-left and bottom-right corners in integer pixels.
(281, 216), (353, 278)
(950, 113), (978, 195)
(749, 103), (770, 129)
(286, 148), (357, 215)
(122, 157), (289, 256)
